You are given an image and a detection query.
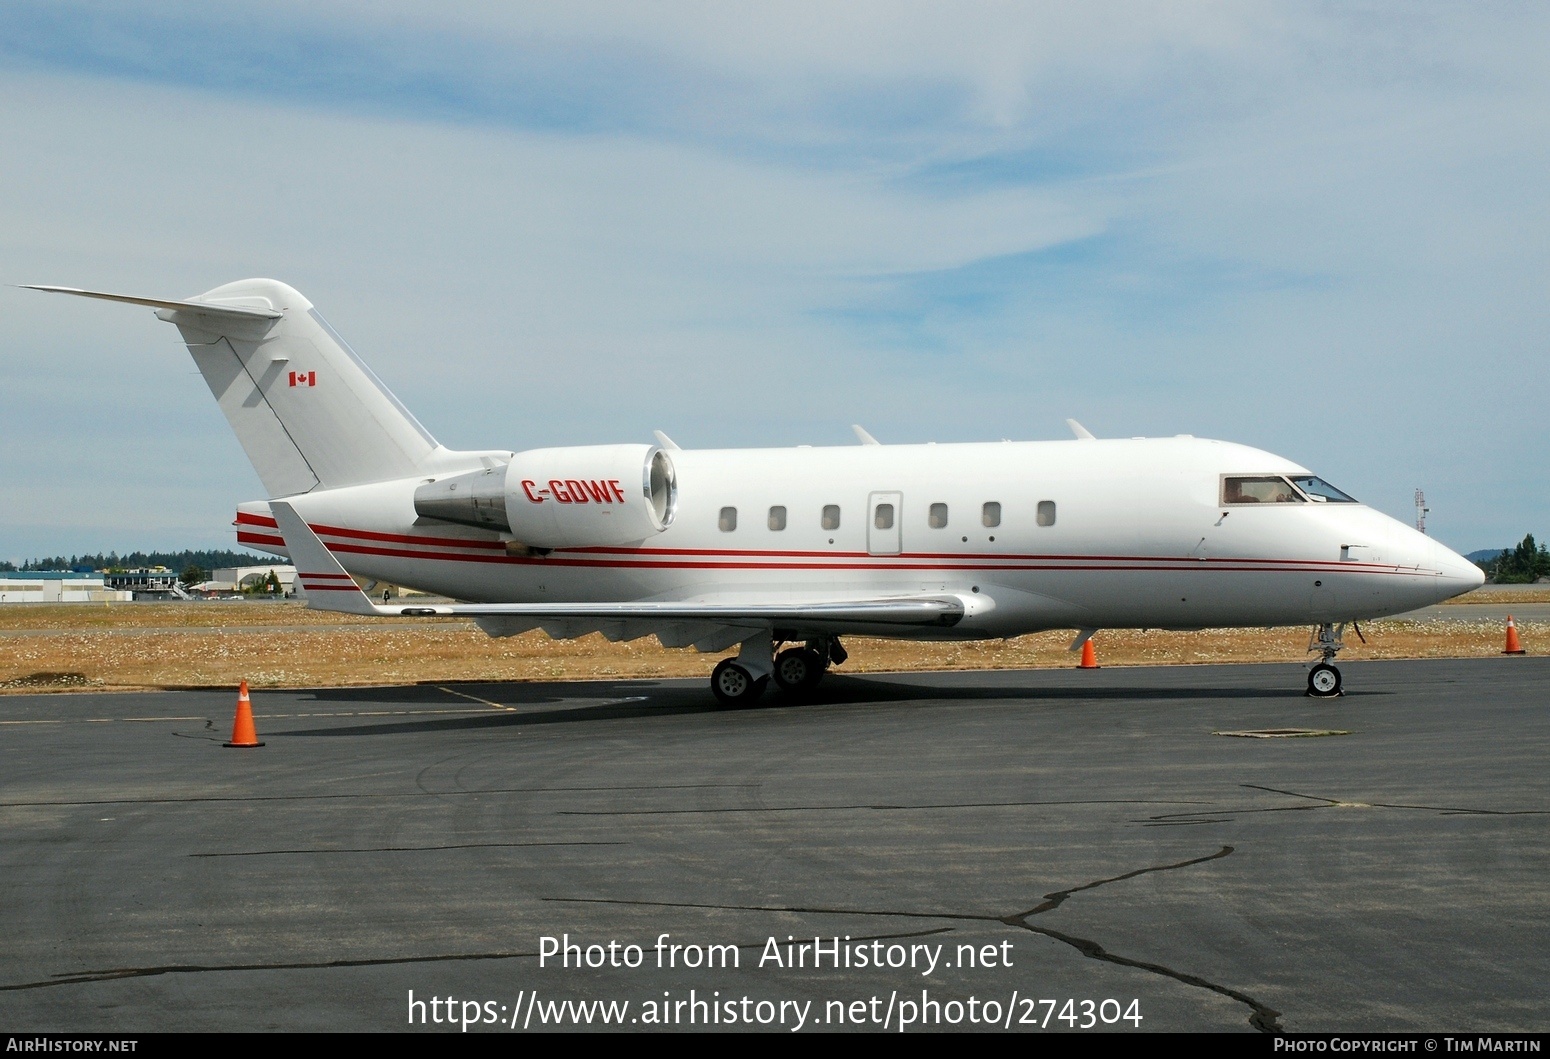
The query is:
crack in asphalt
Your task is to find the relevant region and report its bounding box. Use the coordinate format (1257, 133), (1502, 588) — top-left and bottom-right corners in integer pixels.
(1141, 784), (1550, 824)
(0, 951), (538, 991)
(0, 929), (948, 993)
(190, 840), (625, 857)
(560, 798), (1214, 817)
(0, 783), (758, 809)
(170, 719), (220, 742)
(547, 844), (1284, 1033)
(1243, 784), (1549, 817)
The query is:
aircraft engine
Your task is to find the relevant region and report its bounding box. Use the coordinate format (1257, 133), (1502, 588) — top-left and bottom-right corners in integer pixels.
(413, 444), (677, 549)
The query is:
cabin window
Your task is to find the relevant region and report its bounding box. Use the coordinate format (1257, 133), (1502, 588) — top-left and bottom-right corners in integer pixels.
(874, 503), (895, 530)
(928, 503), (948, 528)
(719, 506), (738, 531)
(982, 502), (1001, 528)
(821, 505), (841, 530)
(768, 506), (787, 531)
(1222, 477), (1305, 505)
(1037, 500), (1056, 527)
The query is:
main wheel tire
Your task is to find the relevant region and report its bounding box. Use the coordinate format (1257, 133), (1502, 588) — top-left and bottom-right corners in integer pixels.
(1307, 663), (1342, 698)
(711, 659), (767, 708)
(773, 648), (825, 696)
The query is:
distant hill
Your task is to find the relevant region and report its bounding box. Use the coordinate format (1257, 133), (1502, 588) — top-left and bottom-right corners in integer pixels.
(1465, 548), (1509, 563)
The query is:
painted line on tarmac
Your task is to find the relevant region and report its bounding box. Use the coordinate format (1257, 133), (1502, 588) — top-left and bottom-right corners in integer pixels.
(436, 685), (518, 711)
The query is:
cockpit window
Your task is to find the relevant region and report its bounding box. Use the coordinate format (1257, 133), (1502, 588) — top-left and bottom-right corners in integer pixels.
(1289, 476), (1358, 503)
(1222, 476), (1305, 505)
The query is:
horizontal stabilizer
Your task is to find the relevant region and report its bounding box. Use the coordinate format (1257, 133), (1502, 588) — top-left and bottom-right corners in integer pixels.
(20, 285), (282, 321)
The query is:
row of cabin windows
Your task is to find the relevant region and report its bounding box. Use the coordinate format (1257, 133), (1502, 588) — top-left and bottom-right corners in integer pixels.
(717, 501), (1056, 532)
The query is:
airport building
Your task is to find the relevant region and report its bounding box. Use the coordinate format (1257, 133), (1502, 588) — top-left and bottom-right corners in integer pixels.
(102, 570), (191, 599)
(0, 572), (134, 604)
(197, 566), (299, 595)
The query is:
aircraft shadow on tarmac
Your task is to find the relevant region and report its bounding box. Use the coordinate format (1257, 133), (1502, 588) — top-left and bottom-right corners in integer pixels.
(279, 673), (1346, 738)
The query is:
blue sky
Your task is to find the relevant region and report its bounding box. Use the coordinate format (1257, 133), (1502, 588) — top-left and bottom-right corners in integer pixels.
(1, 1), (1546, 560)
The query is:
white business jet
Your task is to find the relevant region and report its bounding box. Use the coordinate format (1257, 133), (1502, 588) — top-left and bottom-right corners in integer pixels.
(27, 279), (1484, 704)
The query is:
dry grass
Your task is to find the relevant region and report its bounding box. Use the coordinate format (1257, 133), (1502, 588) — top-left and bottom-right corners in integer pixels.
(1440, 587), (1550, 604)
(0, 602), (1538, 694)
(0, 601), (384, 631)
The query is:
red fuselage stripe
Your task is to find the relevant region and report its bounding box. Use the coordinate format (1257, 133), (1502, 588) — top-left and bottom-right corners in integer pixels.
(313, 539), (1418, 575)
(239, 514), (1426, 576)
(237, 532), (287, 548)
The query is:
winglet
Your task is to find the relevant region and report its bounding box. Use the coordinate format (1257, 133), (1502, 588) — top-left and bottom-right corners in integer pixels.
(269, 502), (385, 616)
(652, 429), (681, 451)
(1066, 419), (1096, 440)
(852, 424), (881, 446)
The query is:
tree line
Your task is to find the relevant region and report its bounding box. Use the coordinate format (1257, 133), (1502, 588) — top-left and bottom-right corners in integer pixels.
(0, 550), (271, 574)
(1477, 534), (1549, 584)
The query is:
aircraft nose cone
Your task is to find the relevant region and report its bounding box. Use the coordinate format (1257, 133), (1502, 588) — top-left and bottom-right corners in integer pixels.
(1429, 539), (1486, 600)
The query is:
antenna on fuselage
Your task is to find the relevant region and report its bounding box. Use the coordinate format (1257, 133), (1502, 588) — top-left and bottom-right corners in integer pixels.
(1415, 489), (1429, 534)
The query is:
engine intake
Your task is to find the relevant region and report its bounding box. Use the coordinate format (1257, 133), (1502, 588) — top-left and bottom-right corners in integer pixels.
(414, 444), (676, 549)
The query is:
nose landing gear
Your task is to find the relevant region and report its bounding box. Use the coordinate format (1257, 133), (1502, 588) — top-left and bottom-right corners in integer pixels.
(1306, 622), (1361, 698)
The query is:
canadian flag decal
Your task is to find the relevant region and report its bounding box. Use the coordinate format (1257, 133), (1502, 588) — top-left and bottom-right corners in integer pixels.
(288, 371), (316, 387)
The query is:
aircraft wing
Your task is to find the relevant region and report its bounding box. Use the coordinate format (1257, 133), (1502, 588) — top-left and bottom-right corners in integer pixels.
(270, 503), (967, 649)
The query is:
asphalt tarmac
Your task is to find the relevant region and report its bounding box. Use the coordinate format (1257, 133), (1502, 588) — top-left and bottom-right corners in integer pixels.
(1, 658), (1546, 1034)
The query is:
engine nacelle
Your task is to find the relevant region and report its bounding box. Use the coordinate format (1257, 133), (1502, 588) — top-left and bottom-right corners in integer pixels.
(414, 444), (676, 549)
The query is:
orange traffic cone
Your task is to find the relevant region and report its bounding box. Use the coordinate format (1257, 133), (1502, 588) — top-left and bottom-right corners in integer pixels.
(1503, 616), (1526, 655)
(1079, 638), (1100, 669)
(224, 680), (264, 748)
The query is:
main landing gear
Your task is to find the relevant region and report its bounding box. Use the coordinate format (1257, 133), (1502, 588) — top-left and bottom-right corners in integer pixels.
(711, 656), (768, 707)
(711, 635), (846, 708)
(1306, 621), (1362, 698)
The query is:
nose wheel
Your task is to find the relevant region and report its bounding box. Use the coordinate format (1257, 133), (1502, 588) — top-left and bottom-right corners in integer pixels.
(1307, 663), (1342, 698)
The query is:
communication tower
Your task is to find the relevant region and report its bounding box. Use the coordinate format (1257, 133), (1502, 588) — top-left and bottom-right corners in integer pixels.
(1414, 489), (1429, 534)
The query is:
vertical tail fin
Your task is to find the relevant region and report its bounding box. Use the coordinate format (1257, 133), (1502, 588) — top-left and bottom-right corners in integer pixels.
(170, 279), (439, 495)
(27, 279), (439, 496)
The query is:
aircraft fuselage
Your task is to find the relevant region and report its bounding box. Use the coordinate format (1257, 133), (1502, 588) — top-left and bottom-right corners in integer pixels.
(237, 435), (1482, 638)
